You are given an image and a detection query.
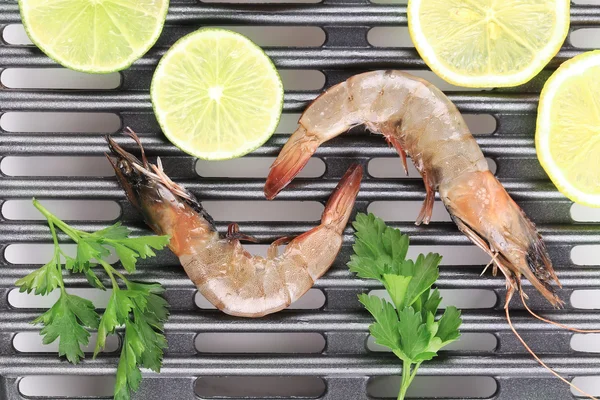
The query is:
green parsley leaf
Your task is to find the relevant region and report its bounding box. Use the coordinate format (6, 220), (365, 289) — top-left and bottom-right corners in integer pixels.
(349, 213), (410, 281)
(114, 236), (170, 258)
(64, 255), (78, 272)
(63, 254), (106, 290)
(106, 236), (170, 273)
(134, 308), (168, 371)
(436, 306), (462, 344)
(403, 253), (441, 308)
(421, 288), (442, 320)
(76, 238), (110, 270)
(16, 256), (62, 295)
(113, 244), (139, 273)
(83, 267), (106, 290)
(423, 307), (462, 355)
(110, 286), (169, 400)
(93, 222), (131, 240)
(33, 292), (99, 364)
(95, 290), (135, 357)
(382, 274), (411, 310)
(114, 321), (144, 400)
(397, 307), (430, 361)
(358, 294), (400, 351)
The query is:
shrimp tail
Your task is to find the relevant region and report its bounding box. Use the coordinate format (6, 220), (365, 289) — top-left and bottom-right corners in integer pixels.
(321, 164), (363, 233)
(265, 126), (320, 200)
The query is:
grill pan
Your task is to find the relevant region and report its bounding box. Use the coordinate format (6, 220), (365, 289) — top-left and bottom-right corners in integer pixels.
(1, 0), (600, 399)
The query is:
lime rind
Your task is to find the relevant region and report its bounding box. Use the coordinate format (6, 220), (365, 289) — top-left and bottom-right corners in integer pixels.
(407, 0), (570, 88)
(536, 50), (600, 207)
(19, 0), (169, 74)
(151, 28), (284, 161)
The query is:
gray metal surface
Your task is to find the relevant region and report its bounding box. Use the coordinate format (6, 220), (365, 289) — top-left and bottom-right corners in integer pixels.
(0, 0), (599, 399)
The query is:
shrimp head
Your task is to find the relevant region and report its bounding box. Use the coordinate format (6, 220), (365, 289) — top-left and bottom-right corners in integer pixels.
(442, 170), (562, 307)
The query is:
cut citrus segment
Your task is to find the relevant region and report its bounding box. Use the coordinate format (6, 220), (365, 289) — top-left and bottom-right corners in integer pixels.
(537, 50), (600, 207)
(19, 0), (169, 73)
(151, 28), (284, 160)
(408, 0), (570, 88)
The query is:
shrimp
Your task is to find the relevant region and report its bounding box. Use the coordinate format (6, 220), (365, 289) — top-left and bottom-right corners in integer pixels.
(105, 131), (362, 318)
(264, 70), (563, 308)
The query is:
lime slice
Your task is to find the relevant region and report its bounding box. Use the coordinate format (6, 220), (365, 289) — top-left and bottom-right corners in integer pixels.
(151, 28), (284, 160)
(536, 50), (600, 207)
(19, 0), (169, 73)
(408, 0), (570, 88)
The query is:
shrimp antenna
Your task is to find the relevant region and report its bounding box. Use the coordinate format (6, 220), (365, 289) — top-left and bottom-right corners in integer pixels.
(520, 290), (600, 333)
(124, 127), (149, 169)
(506, 288), (598, 399)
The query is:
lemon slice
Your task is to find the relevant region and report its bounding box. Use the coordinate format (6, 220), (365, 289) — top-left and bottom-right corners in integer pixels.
(19, 0), (169, 73)
(536, 51), (600, 207)
(151, 28), (283, 160)
(408, 0), (570, 88)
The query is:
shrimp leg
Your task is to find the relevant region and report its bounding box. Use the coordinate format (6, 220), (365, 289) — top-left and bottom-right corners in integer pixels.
(416, 170), (435, 225)
(267, 236), (293, 258)
(227, 223), (259, 243)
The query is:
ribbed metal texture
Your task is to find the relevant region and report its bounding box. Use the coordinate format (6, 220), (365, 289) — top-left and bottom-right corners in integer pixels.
(1, 0), (599, 399)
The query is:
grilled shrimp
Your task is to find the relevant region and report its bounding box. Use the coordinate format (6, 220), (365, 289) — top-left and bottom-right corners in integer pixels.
(106, 132), (362, 317)
(265, 70), (562, 307)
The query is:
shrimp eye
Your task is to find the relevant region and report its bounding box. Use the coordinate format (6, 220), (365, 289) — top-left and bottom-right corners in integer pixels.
(118, 160), (133, 175)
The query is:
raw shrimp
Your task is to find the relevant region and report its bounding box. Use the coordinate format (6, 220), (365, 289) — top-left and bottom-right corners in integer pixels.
(265, 70), (562, 308)
(106, 131), (362, 318)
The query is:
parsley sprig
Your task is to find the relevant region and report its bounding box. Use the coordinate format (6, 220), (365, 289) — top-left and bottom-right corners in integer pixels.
(16, 199), (171, 400)
(349, 213), (463, 400)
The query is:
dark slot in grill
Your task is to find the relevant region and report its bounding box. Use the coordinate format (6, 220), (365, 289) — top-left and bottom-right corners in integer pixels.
(1, 0), (599, 399)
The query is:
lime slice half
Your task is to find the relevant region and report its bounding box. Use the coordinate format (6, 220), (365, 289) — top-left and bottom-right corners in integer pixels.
(19, 0), (169, 73)
(537, 50), (600, 207)
(151, 28), (284, 160)
(408, 0), (570, 88)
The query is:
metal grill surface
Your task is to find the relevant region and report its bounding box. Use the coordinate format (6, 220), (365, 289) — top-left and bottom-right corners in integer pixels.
(1, 0), (600, 399)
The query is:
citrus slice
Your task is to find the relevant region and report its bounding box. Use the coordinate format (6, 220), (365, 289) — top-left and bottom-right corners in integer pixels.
(19, 0), (169, 73)
(151, 28), (284, 160)
(536, 51), (600, 207)
(408, 0), (570, 88)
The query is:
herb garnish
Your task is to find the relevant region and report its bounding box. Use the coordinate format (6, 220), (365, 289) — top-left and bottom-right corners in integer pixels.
(16, 199), (171, 400)
(348, 213), (463, 400)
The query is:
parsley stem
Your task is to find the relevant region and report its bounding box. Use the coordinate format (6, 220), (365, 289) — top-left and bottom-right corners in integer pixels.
(406, 362), (421, 389)
(48, 219), (65, 291)
(33, 199), (81, 243)
(398, 360), (411, 400)
(99, 260), (119, 289)
(110, 265), (129, 284)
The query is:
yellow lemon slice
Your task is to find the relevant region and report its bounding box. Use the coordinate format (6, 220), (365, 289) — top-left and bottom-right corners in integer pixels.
(408, 0), (570, 88)
(537, 50), (600, 207)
